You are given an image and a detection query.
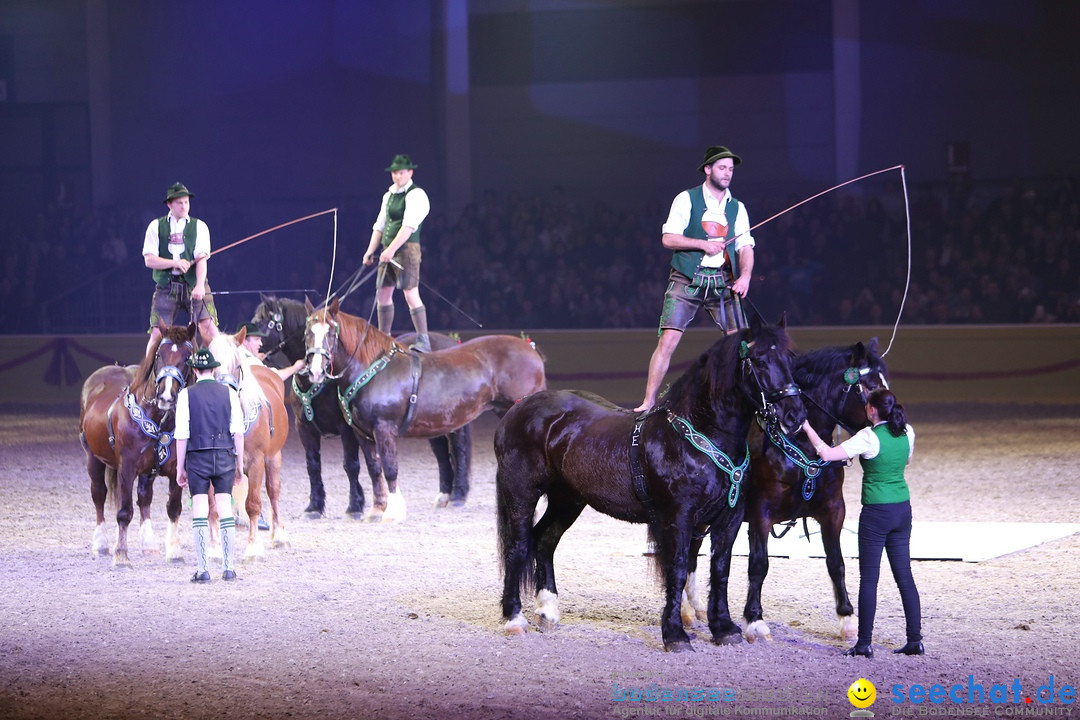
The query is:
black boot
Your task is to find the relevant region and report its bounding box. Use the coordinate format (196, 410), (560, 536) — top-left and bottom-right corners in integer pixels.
(893, 641), (925, 655)
(843, 642), (873, 659)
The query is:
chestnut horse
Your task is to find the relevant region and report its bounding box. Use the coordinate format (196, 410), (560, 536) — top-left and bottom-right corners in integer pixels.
(207, 329), (290, 558)
(252, 295), (472, 519)
(494, 317), (806, 651)
(79, 322), (195, 566)
(304, 297), (546, 522)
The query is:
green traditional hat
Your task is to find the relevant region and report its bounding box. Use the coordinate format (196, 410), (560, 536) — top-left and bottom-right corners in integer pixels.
(385, 154), (418, 172)
(163, 182), (195, 203)
(697, 146), (742, 173)
(186, 348), (220, 370)
(237, 322), (266, 338)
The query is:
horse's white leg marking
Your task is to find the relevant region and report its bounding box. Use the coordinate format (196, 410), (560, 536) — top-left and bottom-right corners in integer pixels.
(535, 589), (560, 632)
(92, 522), (111, 556)
(165, 518), (182, 563)
(272, 525), (290, 549)
(139, 519), (159, 555)
(682, 570), (707, 625)
(744, 619), (773, 644)
(504, 612), (529, 636)
(434, 492), (451, 508)
(840, 614), (858, 641)
(382, 489), (407, 524)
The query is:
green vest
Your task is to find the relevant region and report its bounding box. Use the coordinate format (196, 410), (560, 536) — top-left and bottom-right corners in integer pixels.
(670, 185), (740, 279)
(152, 216), (199, 288)
(382, 185), (422, 246)
(858, 424), (912, 505)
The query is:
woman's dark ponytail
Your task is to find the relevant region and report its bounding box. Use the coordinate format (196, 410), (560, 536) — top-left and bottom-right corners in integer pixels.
(868, 388), (907, 437)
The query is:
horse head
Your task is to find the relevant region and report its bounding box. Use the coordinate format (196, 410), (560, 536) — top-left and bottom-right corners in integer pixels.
(837, 336), (890, 431)
(207, 327), (249, 391)
(304, 296), (340, 385)
(152, 321), (196, 411)
(252, 293), (295, 360)
(737, 314), (806, 434)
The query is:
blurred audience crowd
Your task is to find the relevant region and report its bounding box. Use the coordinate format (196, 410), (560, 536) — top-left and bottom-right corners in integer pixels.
(2, 176), (1077, 335)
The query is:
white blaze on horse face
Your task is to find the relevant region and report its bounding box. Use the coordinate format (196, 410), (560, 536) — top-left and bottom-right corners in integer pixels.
(156, 342), (181, 410)
(307, 321), (331, 383)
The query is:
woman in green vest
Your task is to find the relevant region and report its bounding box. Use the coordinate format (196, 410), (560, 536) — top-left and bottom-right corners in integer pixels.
(802, 388), (924, 658)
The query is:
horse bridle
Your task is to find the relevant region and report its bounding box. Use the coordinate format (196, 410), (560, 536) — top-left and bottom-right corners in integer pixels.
(305, 314), (349, 381)
(258, 306), (289, 357)
(153, 341), (193, 398)
(738, 340), (802, 428)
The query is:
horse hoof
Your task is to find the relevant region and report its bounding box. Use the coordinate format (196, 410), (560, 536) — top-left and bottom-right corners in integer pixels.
(449, 498), (466, 508)
(345, 511), (365, 521)
(504, 615), (529, 636)
(304, 510), (325, 520)
(713, 631), (745, 646)
(366, 511), (384, 523)
(744, 620), (772, 644)
(167, 555), (186, 566)
(841, 615), (858, 642)
(434, 493), (451, 508)
(665, 641), (695, 653)
(537, 614), (559, 633)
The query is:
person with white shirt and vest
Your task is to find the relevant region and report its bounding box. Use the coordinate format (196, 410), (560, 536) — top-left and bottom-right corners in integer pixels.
(142, 182), (219, 355)
(802, 388), (924, 658)
(175, 348), (246, 583)
(362, 154), (433, 353)
(634, 146), (756, 412)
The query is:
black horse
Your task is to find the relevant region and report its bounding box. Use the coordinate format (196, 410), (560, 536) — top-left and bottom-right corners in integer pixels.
(737, 338), (889, 643)
(252, 295), (471, 518)
(494, 316), (806, 651)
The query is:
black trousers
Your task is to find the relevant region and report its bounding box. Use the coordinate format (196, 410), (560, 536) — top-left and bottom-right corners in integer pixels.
(856, 500), (922, 644)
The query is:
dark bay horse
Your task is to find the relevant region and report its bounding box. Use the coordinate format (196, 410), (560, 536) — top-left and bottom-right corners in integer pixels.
(304, 297), (546, 522)
(739, 338), (889, 643)
(252, 295), (472, 519)
(494, 317), (806, 651)
(79, 322), (195, 566)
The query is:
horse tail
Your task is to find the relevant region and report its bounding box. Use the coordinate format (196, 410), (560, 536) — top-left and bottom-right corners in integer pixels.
(495, 465), (537, 597)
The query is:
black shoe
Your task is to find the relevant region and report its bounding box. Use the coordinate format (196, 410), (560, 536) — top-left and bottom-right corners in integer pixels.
(222, 570), (237, 581)
(893, 641), (924, 655)
(409, 334), (431, 353)
(190, 571), (211, 584)
(257, 513), (270, 531)
(843, 643), (873, 659)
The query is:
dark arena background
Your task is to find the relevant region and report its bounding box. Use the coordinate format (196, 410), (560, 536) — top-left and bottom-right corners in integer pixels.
(1, 2), (1079, 719)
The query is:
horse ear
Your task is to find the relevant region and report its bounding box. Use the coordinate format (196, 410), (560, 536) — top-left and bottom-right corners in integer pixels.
(776, 311), (788, 329)
(304, 296), (315, 314)
(866, 336), (879, 354)
(236, 325), (247, 343)
(260, 292), (273, 305)
(329, 297), (340, 316)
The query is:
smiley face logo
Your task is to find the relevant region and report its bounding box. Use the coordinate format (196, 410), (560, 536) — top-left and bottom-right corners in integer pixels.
(848, 678), (876, 708)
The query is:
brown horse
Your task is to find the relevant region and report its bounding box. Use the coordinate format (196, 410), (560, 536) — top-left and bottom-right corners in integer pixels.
(304, 297), (546, 522)
(79, 322), (196, 567)
(207, 328), (290, 558)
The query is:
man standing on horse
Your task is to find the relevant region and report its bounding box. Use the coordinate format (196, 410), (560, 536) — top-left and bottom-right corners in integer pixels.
(634, 146), (756, 412)
(362, 153), (433, 353)
(142, 182), (219, 355)
(175, 348), (245, 583)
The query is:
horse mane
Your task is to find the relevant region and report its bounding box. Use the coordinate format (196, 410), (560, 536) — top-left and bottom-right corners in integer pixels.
(323, 306), (403, 367)
(661, 324), (795, 426)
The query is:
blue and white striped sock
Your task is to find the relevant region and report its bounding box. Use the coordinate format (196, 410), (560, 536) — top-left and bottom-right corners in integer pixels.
(219, 516), (236, 573)
(192, 517), (210, 574)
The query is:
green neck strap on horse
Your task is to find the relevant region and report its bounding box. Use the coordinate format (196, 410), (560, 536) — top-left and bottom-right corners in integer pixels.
(759, 414), (828, 501)
(667, 414), (748, 508)
(292, 375), (325, 422)
(336, 347), (402, 427)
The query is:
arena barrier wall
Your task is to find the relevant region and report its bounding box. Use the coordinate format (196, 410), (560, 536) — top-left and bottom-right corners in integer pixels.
(2, 325), (1079, 408)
